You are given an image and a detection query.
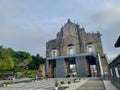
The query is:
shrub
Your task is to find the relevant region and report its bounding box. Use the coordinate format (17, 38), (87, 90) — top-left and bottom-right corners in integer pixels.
(60, 81), (64, 84)
(80, 76), (83, 78)
(23, 70), (38, 77)
(79, 77), (81, 80)
(55, 80), (58, 87)
(68, 81), (71, 84)
(73, 78), (76, 83)
(3, 81), (11, 86)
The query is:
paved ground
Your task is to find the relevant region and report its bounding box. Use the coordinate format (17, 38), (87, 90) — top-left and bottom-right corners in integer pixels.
(77, 78), (106, 90)
(0, 78), (118, 90)
(103, 80), (118, 90)
(0, 78), (73, 90)
(0, 80), (55, 90)
(65, 78), (89, 90)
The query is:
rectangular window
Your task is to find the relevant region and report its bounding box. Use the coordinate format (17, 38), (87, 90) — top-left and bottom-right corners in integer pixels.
(110, 69), (113, 76)
(115, 67), (120, 78)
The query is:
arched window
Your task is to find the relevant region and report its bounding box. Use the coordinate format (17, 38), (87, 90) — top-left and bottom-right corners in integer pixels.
(51, 49), (57, 56)
(88, 46), (93, 52)
(87, 45), (95, 53)
(53, 51), (56, 56)
(69, 47), (74, 55)
(67, 44), (75, 55)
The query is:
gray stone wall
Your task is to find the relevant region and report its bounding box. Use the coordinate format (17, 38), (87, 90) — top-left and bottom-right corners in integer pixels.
(75, 56), (88, 76)
(46, 19), (109, 78)
(46, 19), (104, 57)
(56, 58), (65, 78)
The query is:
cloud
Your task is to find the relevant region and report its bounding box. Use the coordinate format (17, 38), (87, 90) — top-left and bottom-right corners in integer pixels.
(90, 6), (120, 25)
(87, 6), (120, 60)
(0, 0), (120, 59)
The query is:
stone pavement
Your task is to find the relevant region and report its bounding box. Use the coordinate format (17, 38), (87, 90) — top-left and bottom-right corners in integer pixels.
(66, 77), (118, 90)
(0, 78), (118, 90)
(0, 79), (55, 90)
(65, 78), (89, 90)
(77, 78), (105, 90)
(0, 78), (74, 90)
(103, 80), (118, 90)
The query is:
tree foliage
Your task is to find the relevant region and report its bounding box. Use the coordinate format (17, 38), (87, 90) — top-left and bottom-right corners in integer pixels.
(0, 46), (14, 71)
(28, 54), (45, 70)
(11, 51), (32, 65)
(0, 45), (45, 72)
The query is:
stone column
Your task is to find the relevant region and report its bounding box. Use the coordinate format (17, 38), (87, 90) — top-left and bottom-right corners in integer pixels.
(96, 60), (101, 77)
(64, 60), (69, 77)
(98, 53), (104, 78)
(46, 59), (49, 77)
(48, 61), (53, 77)
(75, 56), (87, 77)
(56, 58), (65, 78)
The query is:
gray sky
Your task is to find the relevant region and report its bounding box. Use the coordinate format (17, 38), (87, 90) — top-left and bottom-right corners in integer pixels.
(0, 0), (120, 60)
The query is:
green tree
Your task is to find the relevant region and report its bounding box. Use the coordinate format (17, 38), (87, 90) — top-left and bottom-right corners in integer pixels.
(28, 54), (45, 70)
(0, 46), (14, 72)
(0, 56), (14, 71)
(11, 51), (32, 63)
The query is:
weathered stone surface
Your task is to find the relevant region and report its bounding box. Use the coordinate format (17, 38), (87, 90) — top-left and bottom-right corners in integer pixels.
(46, 19), (104, 56)
(46, 19), (109, 78)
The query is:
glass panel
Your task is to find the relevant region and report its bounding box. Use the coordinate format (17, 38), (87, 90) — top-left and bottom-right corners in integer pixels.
(90, 65), (97, 77)
(69, 48), (74, 55)
(88, 46), (93, 52)
(115, 67), (120, 78)
(110, 69), (113, 76)
(52, 49), (57, 56)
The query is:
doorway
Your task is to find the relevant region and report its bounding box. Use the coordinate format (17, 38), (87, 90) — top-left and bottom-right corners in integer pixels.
(86, 56), (98, 77)
(64, 58), (76, 77)
(48, 60), (56, 78)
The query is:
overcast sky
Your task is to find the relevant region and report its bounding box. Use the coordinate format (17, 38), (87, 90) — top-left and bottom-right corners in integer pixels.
(0, 0), (120, 60)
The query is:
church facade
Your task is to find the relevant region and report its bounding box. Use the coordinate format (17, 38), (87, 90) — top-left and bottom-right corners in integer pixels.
(46, 19), (108, 78)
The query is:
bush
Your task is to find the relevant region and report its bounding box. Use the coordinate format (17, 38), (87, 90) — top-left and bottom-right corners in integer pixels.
(22, 70), (38, 77)
(68, 81), (71, 84)
(73, 78), (76, 83)
(31, 78), (37, 81)
(79, 77), (81, 80)
(3, 81), (11, 85)
(80, 76), (83, 78)
(55, 80), (58, 87)
(60, 81), (64, 84)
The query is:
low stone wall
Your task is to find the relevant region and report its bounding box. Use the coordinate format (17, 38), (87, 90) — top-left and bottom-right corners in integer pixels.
(108, 54), (120, 90)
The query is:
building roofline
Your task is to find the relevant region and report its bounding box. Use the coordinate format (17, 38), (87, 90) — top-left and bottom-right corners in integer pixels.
(115, 36), (120, 47)
(109, 53), (120, 65)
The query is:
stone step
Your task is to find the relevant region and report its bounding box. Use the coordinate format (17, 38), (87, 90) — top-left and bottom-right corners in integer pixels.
(77, 78), (106, 90)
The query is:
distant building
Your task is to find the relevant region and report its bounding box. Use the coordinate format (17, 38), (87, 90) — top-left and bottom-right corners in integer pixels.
(109, 35), (120, 89)
(115, 36), (120, 47)
(46, 19), (109, 78)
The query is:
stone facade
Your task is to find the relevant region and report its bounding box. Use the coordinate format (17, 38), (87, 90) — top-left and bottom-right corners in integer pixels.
(38, 64), (45, 77)
(46, 19), (104, 57)
(46, 19), (109, 78)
